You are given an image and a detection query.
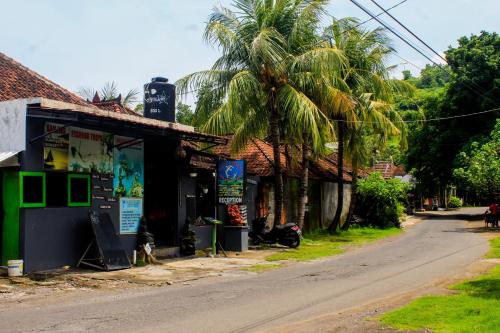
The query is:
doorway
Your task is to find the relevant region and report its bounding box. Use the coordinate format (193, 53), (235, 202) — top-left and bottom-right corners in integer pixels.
(144, 139), (179, 247)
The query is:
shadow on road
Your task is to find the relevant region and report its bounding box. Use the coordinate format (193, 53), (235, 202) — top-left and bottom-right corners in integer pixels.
(416, 212), (485, 221)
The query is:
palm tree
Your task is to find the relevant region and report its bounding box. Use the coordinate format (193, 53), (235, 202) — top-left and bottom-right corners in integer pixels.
(325, 18), (413, 232)
(78, 81), (140, 108)
(177, 0), (347, 228)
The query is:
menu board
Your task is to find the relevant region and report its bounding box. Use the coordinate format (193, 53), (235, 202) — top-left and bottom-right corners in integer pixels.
(91, 173), (118, 215)
(217, 160), (246, 204)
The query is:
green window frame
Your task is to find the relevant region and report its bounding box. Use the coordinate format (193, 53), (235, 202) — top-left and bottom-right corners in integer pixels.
(68, 174), (91, 207)
(19, 172), (46, 208)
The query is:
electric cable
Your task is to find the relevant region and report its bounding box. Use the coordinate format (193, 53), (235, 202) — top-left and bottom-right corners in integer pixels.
(348, 0), (498, 104)
(337, 106), (500, 124)
(343, 0), (409, 34)
(369, 0), (495, 101)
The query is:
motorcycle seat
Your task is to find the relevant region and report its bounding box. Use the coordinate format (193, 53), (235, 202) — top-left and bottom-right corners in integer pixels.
(274, 223), (297, 229)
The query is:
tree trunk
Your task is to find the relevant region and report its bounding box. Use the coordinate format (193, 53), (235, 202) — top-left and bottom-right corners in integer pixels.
(297, 141), (310, 230)
(342, 160), (358, 231)
(270, 103), (284, 228)
(329, 122), (344, 234)
(283, 144), (292, 225)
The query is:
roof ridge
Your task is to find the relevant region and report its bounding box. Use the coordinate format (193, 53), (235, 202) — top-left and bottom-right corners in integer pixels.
(0, 51), (93, 107)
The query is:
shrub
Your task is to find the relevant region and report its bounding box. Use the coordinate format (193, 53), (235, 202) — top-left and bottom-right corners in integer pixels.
(448, 196), (462, 208)
(356, 172), (411, 228)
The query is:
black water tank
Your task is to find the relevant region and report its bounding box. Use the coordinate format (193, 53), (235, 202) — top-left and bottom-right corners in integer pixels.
(144, 77), (176, 122)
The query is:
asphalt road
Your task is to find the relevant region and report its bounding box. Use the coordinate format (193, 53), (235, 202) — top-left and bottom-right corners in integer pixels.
(0, 211), (488, 333)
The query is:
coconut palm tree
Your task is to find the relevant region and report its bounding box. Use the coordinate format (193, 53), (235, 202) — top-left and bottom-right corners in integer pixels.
(78, 81), (140, 108)
(177, 0), (347, 228)
(325, 18), (413, 232)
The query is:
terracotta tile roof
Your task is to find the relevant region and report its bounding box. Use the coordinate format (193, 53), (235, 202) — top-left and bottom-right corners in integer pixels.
(371, 162), (407, 179)
(213, 137), (352, 182)
(90, 94), (138, 116)
(0, 52), (93, 107)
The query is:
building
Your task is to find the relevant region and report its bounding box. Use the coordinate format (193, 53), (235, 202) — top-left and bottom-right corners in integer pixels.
(0, 52), (226, 272)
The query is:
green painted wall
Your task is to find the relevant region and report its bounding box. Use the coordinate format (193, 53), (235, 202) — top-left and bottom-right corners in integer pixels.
(2, 171), (20, 264)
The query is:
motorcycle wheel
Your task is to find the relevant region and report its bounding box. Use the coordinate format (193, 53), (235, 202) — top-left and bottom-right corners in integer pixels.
(281, 234), (300, 248)
(288, 235), (300, 248)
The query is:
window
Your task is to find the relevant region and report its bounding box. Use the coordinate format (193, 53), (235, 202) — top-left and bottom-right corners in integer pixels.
(68, 174), (90, 207)
(46, 172), (68, 207)
(20, 172), (46, 208)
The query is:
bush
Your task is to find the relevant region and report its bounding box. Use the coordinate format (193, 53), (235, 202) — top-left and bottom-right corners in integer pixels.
(448, 196), (462, 208)
(356, 173), (411, 228)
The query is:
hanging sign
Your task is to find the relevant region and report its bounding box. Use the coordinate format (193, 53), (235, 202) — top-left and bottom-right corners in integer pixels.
(113, 136), (144, 198)
(68, 128), (113, 173)
(43, 122), (69, 170)
(119, 197), (143, 234)
(217, 160), (246, 204)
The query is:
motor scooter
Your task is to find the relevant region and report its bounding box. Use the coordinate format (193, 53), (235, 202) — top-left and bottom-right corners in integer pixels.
(249, 214), (302, 248)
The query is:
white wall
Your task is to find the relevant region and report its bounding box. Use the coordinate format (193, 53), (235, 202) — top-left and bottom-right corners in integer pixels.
(321, 182), (352, 227)
(0, 99), (27, 154)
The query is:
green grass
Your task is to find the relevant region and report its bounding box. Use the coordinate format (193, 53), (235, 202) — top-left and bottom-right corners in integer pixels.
(265, 227), (402, 262)
(380, 236), (500, 333)
(485, 236), (500, 259)
(243, 263), (282, 273)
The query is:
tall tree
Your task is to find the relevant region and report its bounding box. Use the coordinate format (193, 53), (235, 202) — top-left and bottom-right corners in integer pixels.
(177, 0), (346, 227)
(324, 18), (411, 232)
(406, 31), (500, 195)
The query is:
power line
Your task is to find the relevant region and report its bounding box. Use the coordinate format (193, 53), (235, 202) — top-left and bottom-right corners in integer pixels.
(343, 0), (408, 34)
(369, 0), (494, 101)
(369, 0), (446, 63)
(349, 0), (439, 65)
(348, 0), (498, 104)
(338, 106), (500, 124)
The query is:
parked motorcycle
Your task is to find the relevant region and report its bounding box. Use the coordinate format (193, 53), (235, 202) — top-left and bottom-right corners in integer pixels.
(249, 215), (302, 248)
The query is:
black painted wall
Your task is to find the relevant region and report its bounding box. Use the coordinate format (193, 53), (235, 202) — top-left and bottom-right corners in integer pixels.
(20, 207), (89, 272)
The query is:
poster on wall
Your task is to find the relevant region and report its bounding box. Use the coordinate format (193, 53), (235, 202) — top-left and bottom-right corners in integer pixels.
(217, 160), (246, 204)
(68, 128), (113, 173)
(113, 136), (144, 198)
(120, 197), (143, 234)
(43, 122), (69, 170)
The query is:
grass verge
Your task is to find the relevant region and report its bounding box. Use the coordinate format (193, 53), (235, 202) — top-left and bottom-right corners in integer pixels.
(379, 235), (500, 333)
(265, 227), (402, 262)
(243, 263), (282, 273)
(485, 236), (500, 258)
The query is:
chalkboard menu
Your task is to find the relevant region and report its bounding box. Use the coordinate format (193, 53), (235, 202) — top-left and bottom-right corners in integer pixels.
(217, 160), (246, 204)
(91, 173), (119, 215)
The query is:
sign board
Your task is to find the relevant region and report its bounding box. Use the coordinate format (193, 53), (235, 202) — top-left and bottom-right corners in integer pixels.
(43, 122), (69, 170)
(68, 128), (113, 173)
(113, 136), (144, 198)
(217, 160), (246, 204)
(119, 197), (143, 234)
(79, 211), (131, 271)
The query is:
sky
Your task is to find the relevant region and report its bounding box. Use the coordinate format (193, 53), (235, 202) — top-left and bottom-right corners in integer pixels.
(0, 0), (498, 106)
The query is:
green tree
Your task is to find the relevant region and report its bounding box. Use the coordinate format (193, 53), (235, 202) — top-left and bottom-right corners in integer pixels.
(416, 64), (450, 89)
(453, 120), (500, 198)
(405, 31), (499, 196)
(176, 102), (194, 125)
(177, 0), (346, 227)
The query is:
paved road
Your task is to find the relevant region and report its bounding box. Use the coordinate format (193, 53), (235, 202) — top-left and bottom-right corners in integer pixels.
(0, 211), (488, 333)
